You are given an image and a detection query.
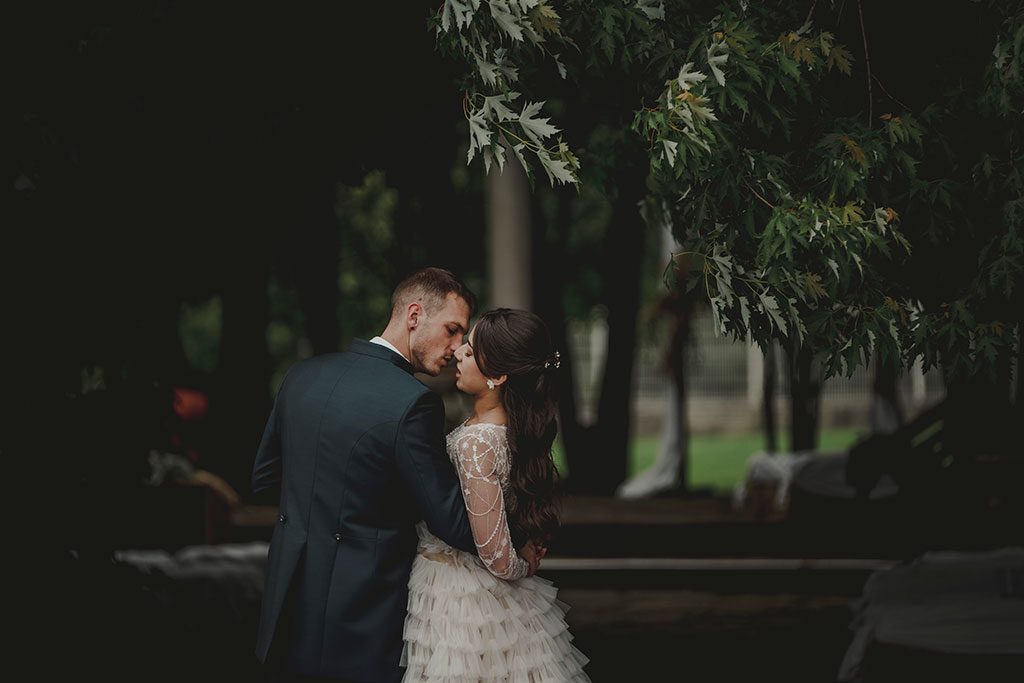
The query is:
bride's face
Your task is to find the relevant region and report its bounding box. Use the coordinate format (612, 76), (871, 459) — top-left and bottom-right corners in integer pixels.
(454, 326), (489, 395)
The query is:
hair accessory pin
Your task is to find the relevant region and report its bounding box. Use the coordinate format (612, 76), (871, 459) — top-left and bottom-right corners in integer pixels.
(544, 351), (561, 369)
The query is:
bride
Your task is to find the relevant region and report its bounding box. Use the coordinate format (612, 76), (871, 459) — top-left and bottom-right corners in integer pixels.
(401, 308), (591, 682)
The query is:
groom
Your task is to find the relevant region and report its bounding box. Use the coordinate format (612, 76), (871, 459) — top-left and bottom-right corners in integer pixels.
(252, 267), (537, 683)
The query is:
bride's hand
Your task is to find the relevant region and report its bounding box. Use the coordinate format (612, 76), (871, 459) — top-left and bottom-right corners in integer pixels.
(535, 543), (547, 563)
(519, 540), (541, 577)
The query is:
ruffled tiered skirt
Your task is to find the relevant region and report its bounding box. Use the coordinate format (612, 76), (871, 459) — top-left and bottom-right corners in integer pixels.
(401, 548), (591, 682)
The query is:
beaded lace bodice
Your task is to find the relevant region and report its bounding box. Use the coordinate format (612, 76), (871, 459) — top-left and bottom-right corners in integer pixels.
(416, 420), (528, 580)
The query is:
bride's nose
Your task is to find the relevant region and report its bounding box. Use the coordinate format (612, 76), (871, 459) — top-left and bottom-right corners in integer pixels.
(454, 343), (468, 359)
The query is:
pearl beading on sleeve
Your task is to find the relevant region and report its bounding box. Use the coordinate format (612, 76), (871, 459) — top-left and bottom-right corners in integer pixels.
(447, 422), (529, 581)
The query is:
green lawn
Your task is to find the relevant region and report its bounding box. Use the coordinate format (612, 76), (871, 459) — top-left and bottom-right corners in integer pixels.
(552, 426), (868, 493)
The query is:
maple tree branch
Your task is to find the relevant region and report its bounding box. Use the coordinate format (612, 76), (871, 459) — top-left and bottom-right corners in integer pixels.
(804, 0), (818, 26)
(857, 0), (873, 126)
(872, 74), (913, 113)
(737, 274), (770, 288)
(743, 178), (776, 209)
(494, 124), (540, 153)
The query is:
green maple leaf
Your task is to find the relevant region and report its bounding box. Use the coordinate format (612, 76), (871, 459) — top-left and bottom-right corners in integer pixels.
(791, 38), (817, 67)
(662, 139), (679, 167)
(707, 38), (730, 86)
(474, 55), (500, 87)
(777, 52), (801, 79)
(758, 292), (788, 335)
(728, 87), (750, 114)
(481, 143), (501, 175)
(800, 272), (827, 301)
(530, 0), (561, 36)
(467, 109), (492, 163)
(489, 0), (526, 42)
(819, 31), (834, 55)
(482, 91), (520, 122)
(552, 52), (566, 79)
(636, 0), (665, 21)
(677, 62), (708, 91)
(827, 44), (853, 75)
(440, 0), (477, 32)
(839, 201), (865, 225)
(687, 93), (718, 124)
(510, 143), (530, 175)
(839, 135), (867, 167)
(518, 100), (559, 145)
(538, 150), (575, 186)
(719, 22), (755, 57)
(739, 296), (751, 329)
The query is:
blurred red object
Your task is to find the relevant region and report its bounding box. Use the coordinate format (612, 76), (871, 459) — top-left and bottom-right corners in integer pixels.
(172, 387), (209, 422)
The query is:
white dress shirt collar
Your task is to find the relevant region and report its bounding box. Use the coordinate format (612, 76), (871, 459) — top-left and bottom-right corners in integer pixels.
(369, 336), (411, 365)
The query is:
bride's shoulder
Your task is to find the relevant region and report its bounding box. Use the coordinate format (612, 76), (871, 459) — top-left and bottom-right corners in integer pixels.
(460, 421), (507, 435)
(448, 421), (508, 447)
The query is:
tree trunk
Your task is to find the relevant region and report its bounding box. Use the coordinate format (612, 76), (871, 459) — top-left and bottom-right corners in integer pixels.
(614, 285), (693, 499)
(667, 308), (691, 492)
(532, 187), (582, 478)
(870, 350), (904, 435)
(789, 341), (821, 451)
(1016, 323), (1023, 422)
(488, 151), (532, 310)
(532, 165), (648, 495)
(763, 341), (779, 452)
(582, 183), (649, 494)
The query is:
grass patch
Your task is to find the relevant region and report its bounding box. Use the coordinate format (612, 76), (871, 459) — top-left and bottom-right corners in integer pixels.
(552, 426), (868, 493)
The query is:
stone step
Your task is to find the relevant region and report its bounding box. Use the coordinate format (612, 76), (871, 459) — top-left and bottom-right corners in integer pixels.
(536, 556), (892, 593)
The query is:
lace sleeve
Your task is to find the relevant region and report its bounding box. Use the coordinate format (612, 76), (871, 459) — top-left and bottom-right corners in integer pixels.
(452, 429), (529, 580)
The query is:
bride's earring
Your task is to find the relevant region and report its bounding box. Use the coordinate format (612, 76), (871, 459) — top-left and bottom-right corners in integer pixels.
(486, 379), (495, 390)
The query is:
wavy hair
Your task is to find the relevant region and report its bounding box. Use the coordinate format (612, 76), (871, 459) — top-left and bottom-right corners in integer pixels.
(472, 308), (560, 544)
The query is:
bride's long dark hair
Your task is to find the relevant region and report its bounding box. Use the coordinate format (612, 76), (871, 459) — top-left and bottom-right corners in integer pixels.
(473, 308), (560, 545)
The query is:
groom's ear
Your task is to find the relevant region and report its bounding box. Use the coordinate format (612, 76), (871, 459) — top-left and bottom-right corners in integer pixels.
(406, 302), (423, 330)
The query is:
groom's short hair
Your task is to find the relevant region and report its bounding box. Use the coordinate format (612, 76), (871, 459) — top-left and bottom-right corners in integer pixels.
(391, 267), (477, 319)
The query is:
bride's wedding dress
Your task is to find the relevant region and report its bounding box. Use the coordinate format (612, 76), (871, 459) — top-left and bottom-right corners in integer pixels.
(401, 420), (591, 682)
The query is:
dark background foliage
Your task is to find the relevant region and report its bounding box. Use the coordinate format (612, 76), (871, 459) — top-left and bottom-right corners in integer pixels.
(9, 1), (487, 549)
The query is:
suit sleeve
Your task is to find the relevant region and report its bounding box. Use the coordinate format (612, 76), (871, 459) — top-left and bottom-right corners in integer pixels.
(252, 378), (285, 495)
(394, 391), (476, 554)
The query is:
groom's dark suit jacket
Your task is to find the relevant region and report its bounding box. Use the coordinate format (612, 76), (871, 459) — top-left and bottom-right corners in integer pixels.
(252, 339), (476, 682)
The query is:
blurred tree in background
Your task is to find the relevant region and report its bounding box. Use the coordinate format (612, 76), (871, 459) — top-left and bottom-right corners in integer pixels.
(9, 3), (489, 551)
(9, 1), (1021, 552)
(432, 0), (1023, 492)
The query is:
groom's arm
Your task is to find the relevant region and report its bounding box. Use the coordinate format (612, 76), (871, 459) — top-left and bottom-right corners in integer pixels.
(394, 391), (477, 554)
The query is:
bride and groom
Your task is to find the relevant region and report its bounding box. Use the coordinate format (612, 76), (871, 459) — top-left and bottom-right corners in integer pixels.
(253, 267), (590, 682)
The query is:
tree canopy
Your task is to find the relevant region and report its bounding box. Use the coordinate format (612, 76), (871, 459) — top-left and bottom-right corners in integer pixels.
(432, 0), (1023, 388)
